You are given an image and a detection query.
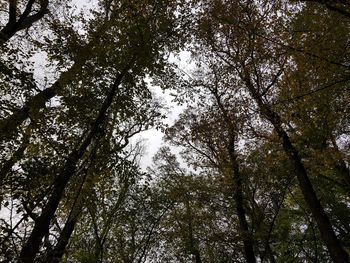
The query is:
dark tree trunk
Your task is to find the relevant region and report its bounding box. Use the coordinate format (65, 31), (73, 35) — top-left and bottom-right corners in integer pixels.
(185, 202), (203, 263)
(18, 71), (126, 263)
(228, 140), (257, 263)
(212, 87), (256, 263)
(44, 205), (81, 263)
(0, 0), (49, 46)
(45, 153), (129, 263)
(242, 72), (349, 263)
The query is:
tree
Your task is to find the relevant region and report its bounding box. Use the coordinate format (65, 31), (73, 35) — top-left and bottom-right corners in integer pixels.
(1, 0), (350, 262)
(192, 0), (349, 261)
(0, 0), (49, 46)
(150, 147), (238, 262)
(165, 61), (258, 262)
(0, 0), (190, 262)
(60, 150), (168, 263)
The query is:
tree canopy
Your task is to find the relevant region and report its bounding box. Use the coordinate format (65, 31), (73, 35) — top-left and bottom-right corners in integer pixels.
(0, 0), (349, 262)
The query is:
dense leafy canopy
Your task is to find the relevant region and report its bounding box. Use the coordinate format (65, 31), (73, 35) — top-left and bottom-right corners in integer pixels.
(0, 0), (349, 262)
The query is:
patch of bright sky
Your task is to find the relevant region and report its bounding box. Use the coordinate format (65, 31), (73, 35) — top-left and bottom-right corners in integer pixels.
(133, 51), (193, 170)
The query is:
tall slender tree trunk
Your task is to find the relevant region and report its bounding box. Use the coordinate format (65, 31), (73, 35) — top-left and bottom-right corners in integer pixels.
(185, 201), (202, 263)
(45, 206), (81, 263)
(18, 71), (126, 263)
(44, 146), (99, 263)
(242, 71), (349, 263)
(228, 139), (257, 263)
(212, 88), (256, 263)
(47, 165), (131, 262)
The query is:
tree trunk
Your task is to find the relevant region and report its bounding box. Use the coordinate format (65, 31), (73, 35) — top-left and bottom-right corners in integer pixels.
(242, 72), (349, 263)
(44, 202), (82, 263)
(18, 71), (126, 263)
(185, 201), (202, 263)
(228, 139), (257, 263)
(0, 0), (49, 46)
(44, 151), (99, 263)
(212, 87), (256, 263)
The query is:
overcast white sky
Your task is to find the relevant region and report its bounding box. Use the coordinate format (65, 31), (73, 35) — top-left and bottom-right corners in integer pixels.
(132, 51), (192, 170)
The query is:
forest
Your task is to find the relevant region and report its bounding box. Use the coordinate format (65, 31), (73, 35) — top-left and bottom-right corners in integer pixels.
(0, 0), (349, 262)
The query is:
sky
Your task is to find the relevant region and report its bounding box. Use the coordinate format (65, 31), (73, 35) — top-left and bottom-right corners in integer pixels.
(132, 52), (192, 170)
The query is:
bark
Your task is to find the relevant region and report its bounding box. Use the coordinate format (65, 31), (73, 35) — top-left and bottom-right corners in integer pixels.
(45, 207), (80, 263)
(330, 136), (350, 195)
(211, 86), (256, 263)
(43, 146), (99, 263)
(228, 140), (256, 263)
(0, 0), (49, 46)
(242, 70), (349, 263)
(185, 201), (202, 263)
(18, 70), (126, 263)
(192, 248), (202, 263)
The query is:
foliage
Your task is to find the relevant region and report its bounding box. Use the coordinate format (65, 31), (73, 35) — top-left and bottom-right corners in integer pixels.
(0, 0), (349, 262)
